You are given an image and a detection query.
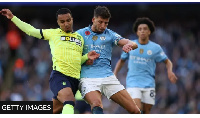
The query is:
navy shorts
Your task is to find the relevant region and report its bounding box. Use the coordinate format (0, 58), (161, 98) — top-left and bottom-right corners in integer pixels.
(49, 70), (80, 99)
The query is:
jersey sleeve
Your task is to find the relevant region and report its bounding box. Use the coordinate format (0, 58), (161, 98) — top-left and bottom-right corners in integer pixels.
(81, 53), (88, 65)
(120, 51), (129, 60)
(110, 30), (124, 46)
(11, 16), (42, 39)
(155, 45), (168, 62)
(41, 29), (55, 40)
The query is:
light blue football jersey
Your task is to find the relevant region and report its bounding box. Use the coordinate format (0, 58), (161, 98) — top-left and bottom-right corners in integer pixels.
(76, 26), (124, 78)
(121, 39), (168, 88)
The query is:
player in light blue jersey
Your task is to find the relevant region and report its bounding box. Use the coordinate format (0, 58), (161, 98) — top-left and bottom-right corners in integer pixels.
(114, 17), (178, 114)
(76, 6), (140, 114)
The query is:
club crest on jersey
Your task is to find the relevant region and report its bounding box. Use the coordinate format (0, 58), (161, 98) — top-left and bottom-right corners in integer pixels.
(100, 36), (106, 40)
(85, 31), (90, 35)
(139, 49), (144, 54)
(147, 50), (152, 55)
(92, 36), (98, 41)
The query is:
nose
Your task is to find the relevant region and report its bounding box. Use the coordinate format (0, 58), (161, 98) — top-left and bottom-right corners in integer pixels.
(101, 23), (107, 29)
(64, 22), (68, 26)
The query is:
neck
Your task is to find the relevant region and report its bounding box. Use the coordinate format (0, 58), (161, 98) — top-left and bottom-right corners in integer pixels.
(91, 25), (95, 32)
(138, 38), (149, 45)
(91, 25), (103, 33)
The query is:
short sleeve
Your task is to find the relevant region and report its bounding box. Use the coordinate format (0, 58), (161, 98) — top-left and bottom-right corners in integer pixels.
(155, 45), (168, 62)
(109, 30), (124, 46)
(121, 51), (129, 60)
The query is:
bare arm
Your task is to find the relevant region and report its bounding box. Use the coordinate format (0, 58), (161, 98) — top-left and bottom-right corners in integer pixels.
(114, 59), (126, 77)
(118, 39), (138, 53)
(164, 59), (178, 84)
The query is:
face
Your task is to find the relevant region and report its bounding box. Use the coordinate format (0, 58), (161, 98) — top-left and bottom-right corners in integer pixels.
(92, 16), (109, 33)
(136, 24), (151, 40)
(57, 13), (73, 33)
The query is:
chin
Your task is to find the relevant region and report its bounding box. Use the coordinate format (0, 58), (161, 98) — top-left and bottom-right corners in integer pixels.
(65, 30), (71, 33)
(97, 30), (104, 33)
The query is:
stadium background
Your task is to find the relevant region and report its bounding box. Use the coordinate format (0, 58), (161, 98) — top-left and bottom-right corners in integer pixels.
(0, 2), (199, 114)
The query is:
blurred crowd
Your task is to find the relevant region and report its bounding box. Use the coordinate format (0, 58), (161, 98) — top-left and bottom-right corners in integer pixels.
(0, 3), (200, 114)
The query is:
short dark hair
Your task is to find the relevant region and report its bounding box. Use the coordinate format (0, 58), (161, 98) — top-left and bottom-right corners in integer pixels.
(133, 17), (155, 34)
(56, 8), (72, 19)
(94, 6), (111, 19)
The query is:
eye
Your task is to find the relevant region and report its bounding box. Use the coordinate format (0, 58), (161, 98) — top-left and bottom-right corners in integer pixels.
(67, 19), (71, 22)
(98, 21), (103, 24)
(60, 21), (65, 23)
(105, 22), (108, 25)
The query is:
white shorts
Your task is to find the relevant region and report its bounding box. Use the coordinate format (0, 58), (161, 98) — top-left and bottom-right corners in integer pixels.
(127, 87), (156, 105)
(79, 75), (125, 99)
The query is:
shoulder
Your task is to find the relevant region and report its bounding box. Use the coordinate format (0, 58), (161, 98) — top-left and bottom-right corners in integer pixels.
(76, 27), (89, 32)
(42, 28), (61, 37)
(105, 29), (122, 38)
(74, 32), (83, 38)
(106, 28), (117, 34)
(148, 41), (163, 52)
(42, 28), (62, 33)
(149, 41), (161, 47)
(131, 39), (138, 42)
(43, 28), (58, 31)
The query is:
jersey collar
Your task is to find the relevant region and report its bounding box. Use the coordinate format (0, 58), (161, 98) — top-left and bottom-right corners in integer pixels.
(59, 28), (74, 33)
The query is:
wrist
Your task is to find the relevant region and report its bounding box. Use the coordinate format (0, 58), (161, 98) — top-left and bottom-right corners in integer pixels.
(131, 42), (138, 49)
(11, 15), (16, 21)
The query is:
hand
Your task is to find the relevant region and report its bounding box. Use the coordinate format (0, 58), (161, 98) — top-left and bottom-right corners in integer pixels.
(0, 9), (14, 19)
(85, 59), (93, 65)
(131, 42), (138, 50)
(168, 71), (178, 84)
(88, 50), (100, 60)
(122, 42), (138, 53)
(122, 41), (138, 53)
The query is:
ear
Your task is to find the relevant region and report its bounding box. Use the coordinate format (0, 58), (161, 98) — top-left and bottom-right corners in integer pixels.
(148, 30), (151, 35)
(57, 20), (60, 27)
(136, 31), (139, 37)
(92, 17), (95, 23)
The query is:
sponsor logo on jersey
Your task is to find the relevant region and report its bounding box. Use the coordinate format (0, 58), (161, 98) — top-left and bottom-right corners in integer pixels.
(147, 50), (152, 55)
(139, 49), (144, 54)
(60, 36), (82, 46)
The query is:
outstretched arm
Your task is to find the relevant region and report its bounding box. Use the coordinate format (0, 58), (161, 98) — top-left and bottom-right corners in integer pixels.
(0, 9), (42, 39)
(164, 59), (178, 84)
(114, 59), (126, 77)
(118, 39), (138, 53)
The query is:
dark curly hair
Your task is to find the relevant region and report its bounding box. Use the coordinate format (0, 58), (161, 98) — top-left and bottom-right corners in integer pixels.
(94, 6), (111, 19)
(133, 17), (155, 34)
